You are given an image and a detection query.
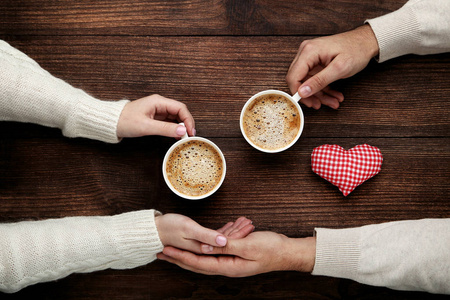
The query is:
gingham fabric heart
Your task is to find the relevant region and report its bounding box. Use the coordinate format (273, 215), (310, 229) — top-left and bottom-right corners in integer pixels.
(311, 144), (383, 196)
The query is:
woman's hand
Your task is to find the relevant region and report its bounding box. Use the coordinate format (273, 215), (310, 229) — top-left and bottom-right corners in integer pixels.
(117, 94), (195, 138)
(155, 214), (254, 254)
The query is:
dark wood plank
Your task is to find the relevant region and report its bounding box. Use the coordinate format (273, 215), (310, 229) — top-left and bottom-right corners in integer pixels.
(6, 266), (445, 300)
(1, 36), (449, 139)
(0, 137), (447, 299)
(1, 1), (448, 298)
(0, 0), (406, 36)
(1, 137), (448, 232)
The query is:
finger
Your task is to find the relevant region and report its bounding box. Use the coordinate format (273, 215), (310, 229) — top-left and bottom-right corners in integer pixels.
(162, 247), (226, 275)
(163, 246), (250, 277)
(200, 219), (251, 253)
(169, 103), (195, 137)
(200, 236), (245, 255)
(157, 97), (196, 136)
(227, 218), (253, 236)
(146, 119), (187, 138)
(300, 95), (322, 109)
(229, 224), (255, 239)
(202, 225), (253, 252)
(299, 57), (349, 98)
(188, 223), (228, 248)
(223, 217), (247, 236)
(286, 53), (303, 94)
(217, 222), (234, 234)
(315, 91), (341, 109)
(163, 246), (258, 277)
(286, 42), (322, 97)
(157, 250), (218, 275)
(322, 86), (344, 103)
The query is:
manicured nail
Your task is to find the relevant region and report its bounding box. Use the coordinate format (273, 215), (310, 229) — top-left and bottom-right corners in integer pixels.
(300, 86), (312, 97)
(202, 244), (214, 253)
(176, 125), (186, 136)
(192, 128), (196, 136)
(216, 235), (227, 246)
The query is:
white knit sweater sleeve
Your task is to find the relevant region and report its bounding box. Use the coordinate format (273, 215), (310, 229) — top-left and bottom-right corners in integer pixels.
(312, 218), (450, 294)
(366, 0), (450, 62)
(0, 210), (164, 293)
(0, 40), (129, 143)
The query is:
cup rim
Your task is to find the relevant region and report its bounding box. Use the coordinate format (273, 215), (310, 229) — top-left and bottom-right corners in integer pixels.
(240, 89), (304, 153)
(162, 136), (226, 200)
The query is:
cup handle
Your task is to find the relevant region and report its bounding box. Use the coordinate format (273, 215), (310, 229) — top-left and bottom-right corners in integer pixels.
(179, 122), (189, 140)
(292, 92), (301, 102)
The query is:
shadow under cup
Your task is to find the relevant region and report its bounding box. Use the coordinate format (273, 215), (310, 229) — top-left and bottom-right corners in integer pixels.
(240, 90), (304, 153)
(162, 137), (226, 200)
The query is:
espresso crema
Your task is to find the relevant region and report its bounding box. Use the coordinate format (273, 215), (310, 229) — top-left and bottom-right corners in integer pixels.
(242, 94), (301, 150)
(166, 140), (224, 197)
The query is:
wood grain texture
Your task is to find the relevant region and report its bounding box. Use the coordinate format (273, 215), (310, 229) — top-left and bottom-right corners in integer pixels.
(1, 0), (449, 298)
(0, 0), (405, 36)
(1, 137), (448, 233)
(1, 37), (449, 139)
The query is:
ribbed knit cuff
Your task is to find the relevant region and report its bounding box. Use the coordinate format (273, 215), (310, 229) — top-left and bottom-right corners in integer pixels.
(110, 210), (164, 269)
(63, 93), (129, 143)
(311, 227), (361, 280)
(365, 6), (421, 63)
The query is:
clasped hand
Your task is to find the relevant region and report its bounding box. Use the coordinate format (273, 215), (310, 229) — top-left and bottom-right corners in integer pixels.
(158, 229), (317, 277)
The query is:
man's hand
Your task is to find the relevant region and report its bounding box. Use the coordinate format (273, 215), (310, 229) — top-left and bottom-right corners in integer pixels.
(158, 231), (316, 277)
(286, 25), (379, 109)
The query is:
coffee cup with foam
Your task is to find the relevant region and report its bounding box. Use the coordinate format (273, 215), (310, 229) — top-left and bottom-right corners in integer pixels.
(162, 124), (226, 200)
(240, 90), (304, 153)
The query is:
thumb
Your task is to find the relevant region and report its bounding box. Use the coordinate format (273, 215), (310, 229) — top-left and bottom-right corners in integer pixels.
(299, 58), (347, 98)
(147, 120), (187, 138)
(190, 224), (228, 248)
(201, 236), (247, 255)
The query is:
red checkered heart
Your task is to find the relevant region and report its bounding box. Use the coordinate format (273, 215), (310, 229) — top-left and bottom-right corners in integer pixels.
(311, 144), (383, 196)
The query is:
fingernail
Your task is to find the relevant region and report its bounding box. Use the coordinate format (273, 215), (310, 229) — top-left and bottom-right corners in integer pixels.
(192, 128), (196, 136)
(216, 235), (227, 246)
(176, 125), (186, 136)
(202, 244), (214, 253)
(300, 86), (312, 97)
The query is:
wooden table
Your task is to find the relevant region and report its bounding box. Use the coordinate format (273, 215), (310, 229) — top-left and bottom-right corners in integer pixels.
(1, 1), (449, 299)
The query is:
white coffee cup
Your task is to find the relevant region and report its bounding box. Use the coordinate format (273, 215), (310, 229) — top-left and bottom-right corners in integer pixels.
(240, 90), (304, 153)
(162, 124), (226, 200)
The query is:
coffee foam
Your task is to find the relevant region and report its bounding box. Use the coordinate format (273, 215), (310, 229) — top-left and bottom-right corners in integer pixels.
(242, 94), (301, 150)
(166, 140), (224, 197)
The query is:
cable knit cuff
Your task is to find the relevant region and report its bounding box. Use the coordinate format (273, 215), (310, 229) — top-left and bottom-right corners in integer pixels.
(365, 6), (421, 63)
(110, 210), (164, 269)
(63, 93), (129, 143)
(311, 227), (361, 280)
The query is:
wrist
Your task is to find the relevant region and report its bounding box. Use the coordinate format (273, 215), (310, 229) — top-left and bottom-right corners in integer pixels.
(358, 24), (379, 59)
(286, 236), (316, 272)
(154, 215), (166, 246)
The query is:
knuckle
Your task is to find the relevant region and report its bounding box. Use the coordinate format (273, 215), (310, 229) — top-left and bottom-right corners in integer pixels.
(300, 40), (315, 53)
(285, 73), (293, 84)
(333, 56), (354, 76)
(333, 59), (350, 75)
(310, 74), (327, 90)
(299, 39), (310, 51)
